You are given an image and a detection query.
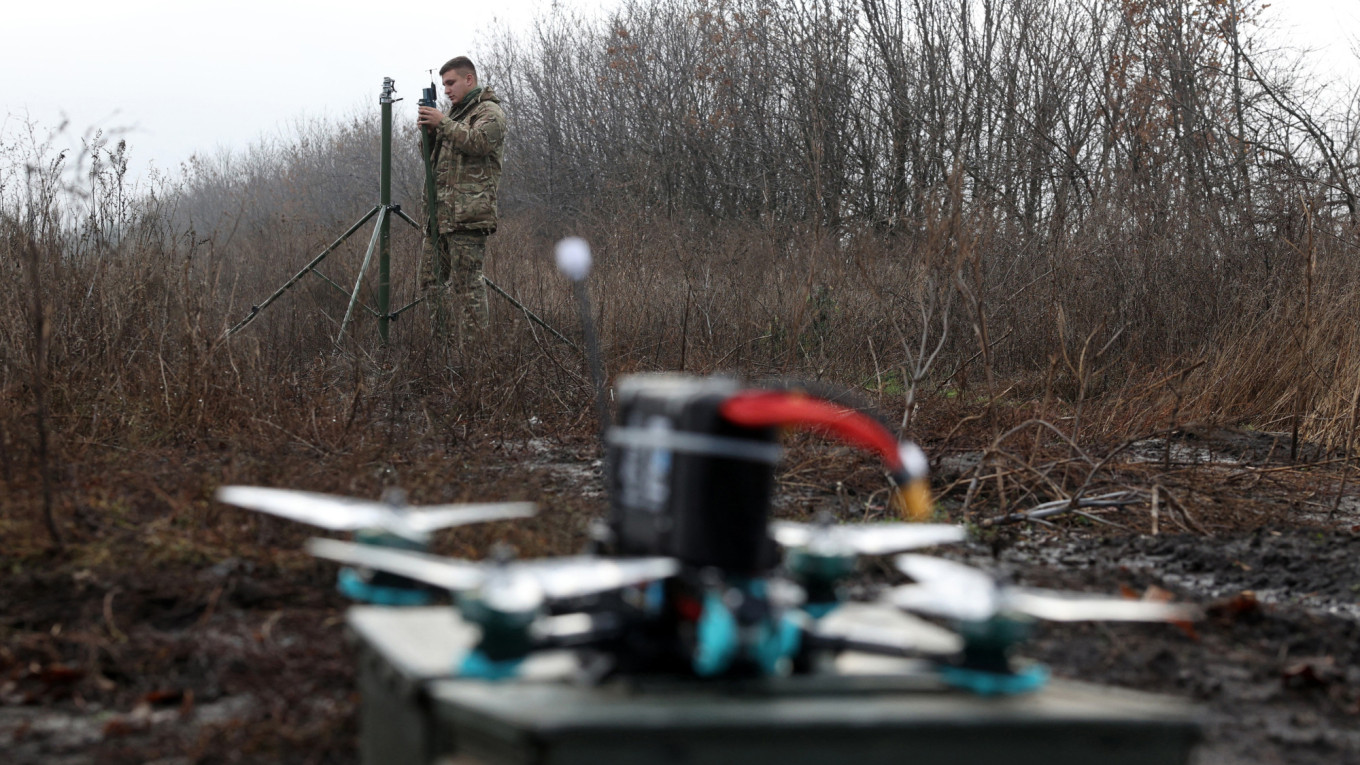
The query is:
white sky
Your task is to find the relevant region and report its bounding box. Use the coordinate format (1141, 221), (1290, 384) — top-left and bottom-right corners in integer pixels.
(2, 0), (1356, 186)
(1262, 0), (1360, 86)
(1, 0), (567, 183)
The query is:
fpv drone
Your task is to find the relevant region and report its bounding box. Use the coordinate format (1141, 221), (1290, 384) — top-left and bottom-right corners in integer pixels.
(240, 373), (1195, 693)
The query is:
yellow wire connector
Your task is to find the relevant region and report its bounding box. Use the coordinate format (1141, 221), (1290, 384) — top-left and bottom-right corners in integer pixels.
(892, 478), (933, 521)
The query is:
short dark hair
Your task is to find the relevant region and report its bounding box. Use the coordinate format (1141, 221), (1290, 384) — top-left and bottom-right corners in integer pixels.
(440, 57), (477, 78)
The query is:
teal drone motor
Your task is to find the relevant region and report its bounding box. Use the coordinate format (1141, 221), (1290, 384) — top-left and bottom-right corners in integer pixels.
(940, 616), (1049, 696)
(685, 519), (966, 678)
(691, 578), (804, 677)
(889, 554), (1198, 695)
(339, 528), (436, 606)
(455, 591), (539, 679)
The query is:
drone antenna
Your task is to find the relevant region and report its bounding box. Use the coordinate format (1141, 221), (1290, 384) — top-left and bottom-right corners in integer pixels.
(555, 237), (612, 443)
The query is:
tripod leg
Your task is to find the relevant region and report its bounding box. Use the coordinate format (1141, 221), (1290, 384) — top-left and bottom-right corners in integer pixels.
(482, 275), (579, 352)
(393, 207), (424, 231)
(226, 206), (382, 337)
(337, 206), (389, 343)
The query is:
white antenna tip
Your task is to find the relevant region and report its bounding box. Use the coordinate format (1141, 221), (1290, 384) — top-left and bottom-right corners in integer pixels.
(899, 442), (929, 478)
(555, 237), (592, 281)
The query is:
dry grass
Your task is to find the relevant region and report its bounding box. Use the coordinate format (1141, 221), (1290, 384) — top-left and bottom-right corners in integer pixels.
(4, 100), (1360, 572)
(6, 128), (1360, 758)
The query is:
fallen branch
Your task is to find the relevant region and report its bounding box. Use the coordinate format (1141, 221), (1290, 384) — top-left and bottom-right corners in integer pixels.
(1068, 509), (1134, 532)
(979, 490), (1144, 527)
(1160, 487), (1212, 536)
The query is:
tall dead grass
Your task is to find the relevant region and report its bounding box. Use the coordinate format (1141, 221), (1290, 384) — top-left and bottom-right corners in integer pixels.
(4, 55), (1360, 558)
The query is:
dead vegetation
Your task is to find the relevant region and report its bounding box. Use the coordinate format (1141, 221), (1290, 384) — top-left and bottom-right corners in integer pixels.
(3, 0), (1360, 762)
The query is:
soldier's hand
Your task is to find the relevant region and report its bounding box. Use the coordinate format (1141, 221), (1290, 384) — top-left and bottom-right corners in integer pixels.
(417, 106), (444, 128)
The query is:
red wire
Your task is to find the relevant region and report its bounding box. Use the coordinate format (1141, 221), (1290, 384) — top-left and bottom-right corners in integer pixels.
(718, 391), (904, 471)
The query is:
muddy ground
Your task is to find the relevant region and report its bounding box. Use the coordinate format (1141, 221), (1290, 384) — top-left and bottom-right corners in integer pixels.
(2, 430), (1359, 764)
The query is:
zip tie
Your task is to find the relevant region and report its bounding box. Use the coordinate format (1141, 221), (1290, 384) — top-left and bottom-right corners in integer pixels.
(606, 427), (783, 464)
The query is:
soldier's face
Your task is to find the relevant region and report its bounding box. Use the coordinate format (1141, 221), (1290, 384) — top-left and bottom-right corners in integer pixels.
(443, 70), (475, 104)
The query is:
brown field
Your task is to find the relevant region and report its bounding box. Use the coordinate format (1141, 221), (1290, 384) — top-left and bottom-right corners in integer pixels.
(5, 0), (1360, 762)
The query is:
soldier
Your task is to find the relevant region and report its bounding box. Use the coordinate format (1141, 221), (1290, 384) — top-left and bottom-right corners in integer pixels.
(416, 56), (506, 333)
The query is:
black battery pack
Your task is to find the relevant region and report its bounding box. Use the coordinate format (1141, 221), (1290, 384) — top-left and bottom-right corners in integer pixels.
(608, 375), (780, 575)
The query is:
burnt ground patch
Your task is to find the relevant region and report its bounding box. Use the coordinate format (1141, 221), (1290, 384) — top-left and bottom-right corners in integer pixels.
(1, 559), (357, 764)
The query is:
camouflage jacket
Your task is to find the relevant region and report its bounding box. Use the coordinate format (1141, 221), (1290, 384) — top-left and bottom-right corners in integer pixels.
(431, 87), (506, 234)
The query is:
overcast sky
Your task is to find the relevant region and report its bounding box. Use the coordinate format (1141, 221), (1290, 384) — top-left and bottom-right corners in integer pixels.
(1, 0), (559, 183)
(2, 0), (1355, 186)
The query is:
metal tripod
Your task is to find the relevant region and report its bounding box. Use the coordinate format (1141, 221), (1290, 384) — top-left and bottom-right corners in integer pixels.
(224, 77), (575, 349)
(225, 77), (421, 343)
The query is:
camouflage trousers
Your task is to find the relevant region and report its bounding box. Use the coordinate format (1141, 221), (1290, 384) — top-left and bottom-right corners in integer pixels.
(420, 231), (489, 336)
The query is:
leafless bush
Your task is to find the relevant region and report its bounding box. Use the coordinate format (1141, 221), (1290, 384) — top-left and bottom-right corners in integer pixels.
(7, 0), (1360, 554)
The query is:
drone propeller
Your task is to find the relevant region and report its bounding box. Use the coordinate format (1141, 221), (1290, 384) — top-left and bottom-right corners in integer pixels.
(772, 519), (965, 618)
(215, 485), (536, 543)
(889, 554), (1198, 623)
(884, 555), (1199, 695)
(305, 538), (679, 607)
(771, 520), (966, 557)
(804, 602), (962, 657)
